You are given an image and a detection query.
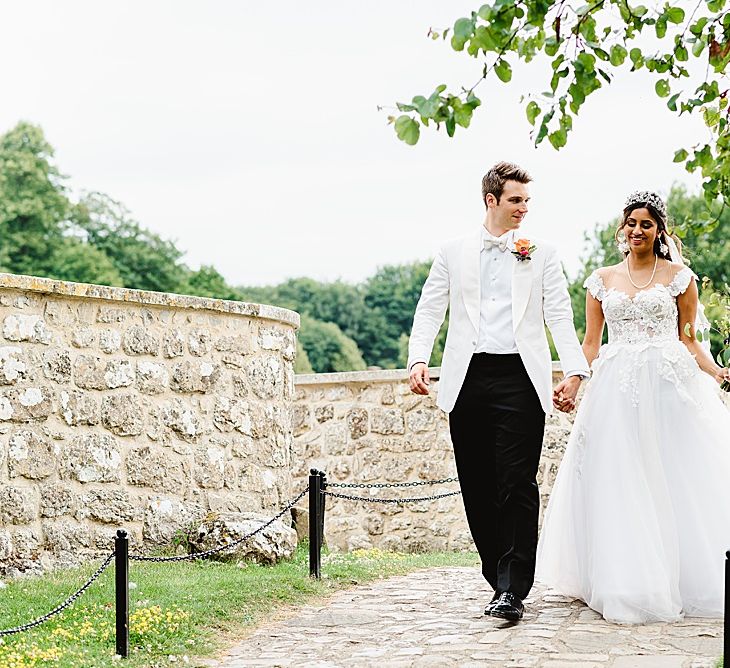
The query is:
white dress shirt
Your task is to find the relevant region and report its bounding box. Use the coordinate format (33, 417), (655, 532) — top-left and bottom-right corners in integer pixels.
(475, 227), (519, 354)
(475, 226), (586, 378)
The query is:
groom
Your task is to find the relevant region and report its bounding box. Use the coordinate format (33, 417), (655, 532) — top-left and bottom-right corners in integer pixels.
(408, 162), (590, 621)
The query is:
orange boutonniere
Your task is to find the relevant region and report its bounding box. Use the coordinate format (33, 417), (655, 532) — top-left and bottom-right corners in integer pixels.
(511, 238), (536, 261)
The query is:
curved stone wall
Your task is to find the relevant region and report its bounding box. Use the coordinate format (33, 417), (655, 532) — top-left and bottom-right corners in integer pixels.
(0, 274), (299, 576)
(292, 365), (575, 553)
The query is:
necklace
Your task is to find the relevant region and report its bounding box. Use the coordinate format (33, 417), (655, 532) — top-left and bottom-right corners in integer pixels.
(626, 254), (659, 289)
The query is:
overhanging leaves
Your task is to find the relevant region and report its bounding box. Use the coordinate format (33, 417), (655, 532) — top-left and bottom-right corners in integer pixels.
(390, 0), (730, 214)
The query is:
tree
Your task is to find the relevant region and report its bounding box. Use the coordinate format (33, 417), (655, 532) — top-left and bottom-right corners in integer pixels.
(0, 122), (69, 275)
(297, 315), (367, 373)
(237, 277), (390, 367)
(669, 184), (730, 286)
(185, 265), (243, 300)
(71, 192), (190, 294)
(47, 236), (124, 287)
(363, 261), (435, 367)
(397, 316), (449, 367)
(391, 0), (730, 215)
(294, 340), (314, 374)
(261, 279), (374, 344)
(238, 263), (451, 370)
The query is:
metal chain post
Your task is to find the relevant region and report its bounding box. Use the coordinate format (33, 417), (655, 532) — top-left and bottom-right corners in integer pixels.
(723, 551), (730, 665)
(319, 470), (327, 552)
(115, 529), (129, 659)
(308, 469), (324, 578)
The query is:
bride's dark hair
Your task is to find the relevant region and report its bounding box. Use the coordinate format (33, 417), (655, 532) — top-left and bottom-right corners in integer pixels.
(615, 200), (679, 262)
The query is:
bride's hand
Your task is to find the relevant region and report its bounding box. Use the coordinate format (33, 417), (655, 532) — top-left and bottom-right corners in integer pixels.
(715, 367), (730, 389)
(553, 376), (581, 413)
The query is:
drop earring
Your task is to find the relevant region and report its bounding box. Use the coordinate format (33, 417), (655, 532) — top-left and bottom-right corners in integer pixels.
(658, 236), (669, 255)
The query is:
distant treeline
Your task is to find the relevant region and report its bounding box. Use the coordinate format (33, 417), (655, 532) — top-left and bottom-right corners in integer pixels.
(1, 122), (726, 372)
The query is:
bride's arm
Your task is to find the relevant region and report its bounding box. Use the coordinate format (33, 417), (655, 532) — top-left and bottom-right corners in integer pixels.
(677, 279), (727, 382)
(582, 291), (605, 367)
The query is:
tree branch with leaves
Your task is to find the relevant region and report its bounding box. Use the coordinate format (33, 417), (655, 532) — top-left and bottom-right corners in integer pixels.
(390, 0), (730, 215)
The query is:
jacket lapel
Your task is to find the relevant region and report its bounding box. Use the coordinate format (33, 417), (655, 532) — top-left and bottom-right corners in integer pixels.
(460, 231), (481, 334)
(511, 253), (533, 331)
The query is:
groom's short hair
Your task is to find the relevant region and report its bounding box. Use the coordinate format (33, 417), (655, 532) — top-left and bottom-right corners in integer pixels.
(482, 162), (532, 204)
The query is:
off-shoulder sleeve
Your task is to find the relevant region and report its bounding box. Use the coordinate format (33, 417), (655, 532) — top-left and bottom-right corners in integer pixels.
(583, 270), (607, 301)
(667, 266), (697, 297)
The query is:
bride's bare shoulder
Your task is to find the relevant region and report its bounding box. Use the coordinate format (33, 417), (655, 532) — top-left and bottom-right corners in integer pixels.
(666, 260), (687, 275)
(595, 263), (623, 278)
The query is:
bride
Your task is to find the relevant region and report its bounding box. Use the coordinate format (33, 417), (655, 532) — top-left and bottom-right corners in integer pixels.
(536, 190), (730, 624)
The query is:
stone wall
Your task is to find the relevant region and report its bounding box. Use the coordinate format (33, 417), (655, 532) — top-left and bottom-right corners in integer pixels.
(292, 365), (575, 553)
(0, 274), (299, 576)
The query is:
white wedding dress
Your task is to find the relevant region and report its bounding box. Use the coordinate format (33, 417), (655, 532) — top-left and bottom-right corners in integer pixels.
(536, 265), (730, 624)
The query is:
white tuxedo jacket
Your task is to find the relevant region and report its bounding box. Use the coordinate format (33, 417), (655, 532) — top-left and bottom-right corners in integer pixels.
(407, 231), (589, 414)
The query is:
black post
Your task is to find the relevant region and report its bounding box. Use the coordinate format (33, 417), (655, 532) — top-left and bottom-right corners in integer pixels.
(115, 529), (129, 659)
(319, 470), (327, 551)
(309, 469), (323, 578)
(722, 551), (730, 668)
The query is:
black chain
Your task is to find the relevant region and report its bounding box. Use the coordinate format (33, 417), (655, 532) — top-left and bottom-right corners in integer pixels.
(129, 486), (309, 563)
(326, 477), (459, 489)
(322, 489), (462, 504)
(0, 551), (115, 636)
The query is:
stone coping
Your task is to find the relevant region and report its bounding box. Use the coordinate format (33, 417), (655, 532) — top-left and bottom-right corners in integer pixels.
(295, 362), (563, 385)
(0, 273), (300, 328)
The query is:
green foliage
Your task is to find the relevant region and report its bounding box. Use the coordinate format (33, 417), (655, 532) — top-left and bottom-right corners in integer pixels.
(237, 278), (383, 369)
(363, 261), (434, 367)
(389, 83), (481, 139)
(238, 263), (439, 371)
(72, 193), (190, 294)
(668, 185), (730, 287)
(397, 317), (449, 368)
(47, 236), (124, 287)
(184, 265), (243, 300)
(294, 339), (314, 374)
(0, 122), (69, 276)
(297, 315), (367, 373)
(393, 1), (730, 216)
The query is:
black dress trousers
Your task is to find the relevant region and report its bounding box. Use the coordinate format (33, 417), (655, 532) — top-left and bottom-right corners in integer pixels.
(449, 353), (546, 599)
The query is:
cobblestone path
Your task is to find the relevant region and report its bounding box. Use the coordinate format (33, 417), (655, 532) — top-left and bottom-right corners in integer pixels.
(201, 567), (723, 668)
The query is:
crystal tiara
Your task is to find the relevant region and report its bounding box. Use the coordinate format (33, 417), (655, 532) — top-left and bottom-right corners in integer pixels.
(624, 190), (667, 217)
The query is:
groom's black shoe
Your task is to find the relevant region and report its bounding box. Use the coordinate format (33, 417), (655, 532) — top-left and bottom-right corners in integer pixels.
(484, 591), (501, 616)
(489, 592), (524, 621)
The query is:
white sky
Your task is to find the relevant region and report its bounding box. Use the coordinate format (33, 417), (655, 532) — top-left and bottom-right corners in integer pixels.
(0, 1), (708, 285)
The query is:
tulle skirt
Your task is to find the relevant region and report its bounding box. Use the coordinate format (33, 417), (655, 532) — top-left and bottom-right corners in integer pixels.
(536, 340), (730, 624)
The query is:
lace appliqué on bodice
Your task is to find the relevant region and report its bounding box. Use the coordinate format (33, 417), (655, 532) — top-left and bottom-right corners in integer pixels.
(583, 266), (700, 408)
(583, 266), (695, 346)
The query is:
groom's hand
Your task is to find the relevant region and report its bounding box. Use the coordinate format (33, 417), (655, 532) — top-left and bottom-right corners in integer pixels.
(553, 376), (582, 413)
(409, 363), (430, 395)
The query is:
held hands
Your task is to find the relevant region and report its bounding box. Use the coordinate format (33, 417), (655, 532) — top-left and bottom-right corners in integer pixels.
(715, 367), (730, 391)
(553, 375), (582, 413)
(409, 362), (430, 395)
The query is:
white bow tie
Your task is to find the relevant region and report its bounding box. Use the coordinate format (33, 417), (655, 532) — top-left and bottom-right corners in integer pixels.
(484, 237), (509, 252)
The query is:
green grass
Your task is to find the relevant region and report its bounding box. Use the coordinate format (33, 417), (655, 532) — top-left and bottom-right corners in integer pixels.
(0, 546), (478, 667)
